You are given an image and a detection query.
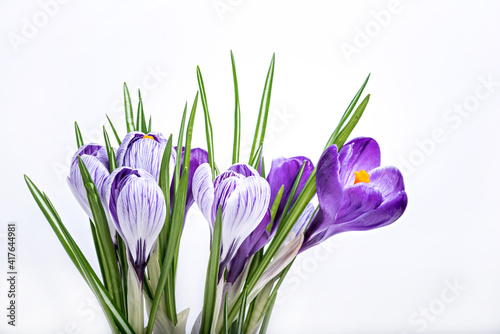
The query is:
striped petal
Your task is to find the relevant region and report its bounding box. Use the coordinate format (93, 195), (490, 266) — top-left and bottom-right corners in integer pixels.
(192, 163), (215, 227)
(220, 175), (271, 267)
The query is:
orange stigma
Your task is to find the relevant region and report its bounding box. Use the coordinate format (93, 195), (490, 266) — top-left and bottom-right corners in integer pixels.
(143, 135), (154, 140)
(354, 170), (370, 184)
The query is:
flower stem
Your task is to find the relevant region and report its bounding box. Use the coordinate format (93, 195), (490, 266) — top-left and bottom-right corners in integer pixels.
(127, 263), (144, 334)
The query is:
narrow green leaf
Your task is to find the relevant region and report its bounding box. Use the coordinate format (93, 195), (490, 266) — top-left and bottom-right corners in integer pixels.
(89, 220), (107, 288)
(24, 176), (135, 334)
(230, 51), (241, 164)
(249, 54), (275, 164)
(175, 103), (188, 190)
(276, 162), (306, 233)
(148, 115), (152, 133)
(158, 134), (173, 265)
(236, 288), (248, 334)
(103, 127), (117, 172)
(325, 74), (370, 149)
(250, 144), (263, 170)
(146, 169), (190, 333)
(123, 83), (135, 133)
(333, 94), (370, 148)
(77, 157), (124, 312)
(106, 114), (122, 145)
(197, 67), (216, 180)
(268, 185), (284, 232)
(200, 206), (222, 334)
(223, 292), (229, 334)
(75, 122), (84, 148)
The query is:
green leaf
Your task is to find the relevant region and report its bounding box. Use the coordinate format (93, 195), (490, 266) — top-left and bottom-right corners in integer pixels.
(158, 135), (173, 265)
(197, 66), (216, 180)
(200, 206), (222, 334)
(276, 162), (306, 233)
(103, 127), (117, 172)
(231, 51), (241, 164)
(325, 74), (370, 149)
(333, 94), (370, 148)
(223, 292), (229, 334)
(106, 114), (122, 145)
(148, 115), (152, 133)
(24, 176), (135, 334)
(175, 103), (188, 190)
(77, 157), (124, 312)
(250, 144), (263, 170)
(140, 91), (147, 133)
(249, 54), (275, 164)
(89, 220), (107, 288)
(236, 288), (248, 334)
(268, 185), (284, 232)
(75, 122), (84, 148)
(123, 83), (135, 133)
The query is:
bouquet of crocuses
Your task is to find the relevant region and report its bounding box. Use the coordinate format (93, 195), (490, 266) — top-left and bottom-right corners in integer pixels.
(25, 53), (408, 334)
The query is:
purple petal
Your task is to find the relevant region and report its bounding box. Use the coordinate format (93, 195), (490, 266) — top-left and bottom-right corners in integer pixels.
(226, 211), (270, 283)
(212, 175), (245, 223)
(304, 145), (343, 245)
(338, 137), (380, 187)
(369, 166), (405, 200)
(325, 190), (407, 237)
(267, 156), (314, 233)
(67, 144), (110, 219)
(291, 203), (316, 236)
(227, 163), (260, 178)
(113, 170), (166, 280)
(335, 183), (383, 224)
(220, 175), (271, 267)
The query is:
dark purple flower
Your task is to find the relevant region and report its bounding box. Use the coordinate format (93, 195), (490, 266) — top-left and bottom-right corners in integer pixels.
(303, 137), (408, 251)
(266, 156), (314, 234)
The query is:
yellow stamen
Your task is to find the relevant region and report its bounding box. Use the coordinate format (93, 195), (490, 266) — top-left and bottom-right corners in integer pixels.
(143, 135), (154, 140)
(354, 170), (370, 184)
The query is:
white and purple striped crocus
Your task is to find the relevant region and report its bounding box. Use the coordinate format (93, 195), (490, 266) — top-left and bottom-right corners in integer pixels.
(193, 163), (271, 272)
(225, 156), (314, 283)
(67, 144), (110, 219)
(101, 167), (166, 281)
(116, 131), (168, 181)
(302, 137), (408, 251)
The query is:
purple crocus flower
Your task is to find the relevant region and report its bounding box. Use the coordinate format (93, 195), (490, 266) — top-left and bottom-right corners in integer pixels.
(116, 131), (168, 181)
(67, 144), (110, 219)
(266, 156), (314, 233)
(192, 163), (271, 270)
(302, 137), (408, 251)
(101, 167), (166, 281)
(171, 147), (209, 217)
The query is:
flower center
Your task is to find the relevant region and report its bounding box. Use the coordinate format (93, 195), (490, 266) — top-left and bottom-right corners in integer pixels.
(143, 135), (155, 140)
(354, 170), (370, 184)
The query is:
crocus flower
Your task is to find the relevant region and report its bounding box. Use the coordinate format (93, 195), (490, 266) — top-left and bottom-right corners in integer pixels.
(266, 156), (314, 234)
(303, 137), (408, 251)
(67, 144), (110, 219)
(193, 163), (271, 270)
(171, 147), (209, 217)
(101, 167), (166, 281)
(116, 131), (168, 181)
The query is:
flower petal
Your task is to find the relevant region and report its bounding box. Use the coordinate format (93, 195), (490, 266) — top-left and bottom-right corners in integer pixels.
(304, 145), (343, 246)
(326, 190), (407, 236)
(122, 137), (165, 180)
(338, 137), (380, 187)
(116, 174), (166, 274)
(227, 163), (260, 178)
(267, 156), (314, 233)
(192, 163), (215, 226)
(220, 175), (271, 266)
(116, 131), (145, 166)
(335, 183), (383, 224)
(226, 211), (270, 283)
(369, 166), (405, 200)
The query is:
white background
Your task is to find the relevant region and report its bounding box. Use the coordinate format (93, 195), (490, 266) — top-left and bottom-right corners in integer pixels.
(1, 0), (499, 333)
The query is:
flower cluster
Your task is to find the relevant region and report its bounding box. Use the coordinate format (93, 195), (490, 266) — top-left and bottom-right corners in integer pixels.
(26, 58), (408, 334)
